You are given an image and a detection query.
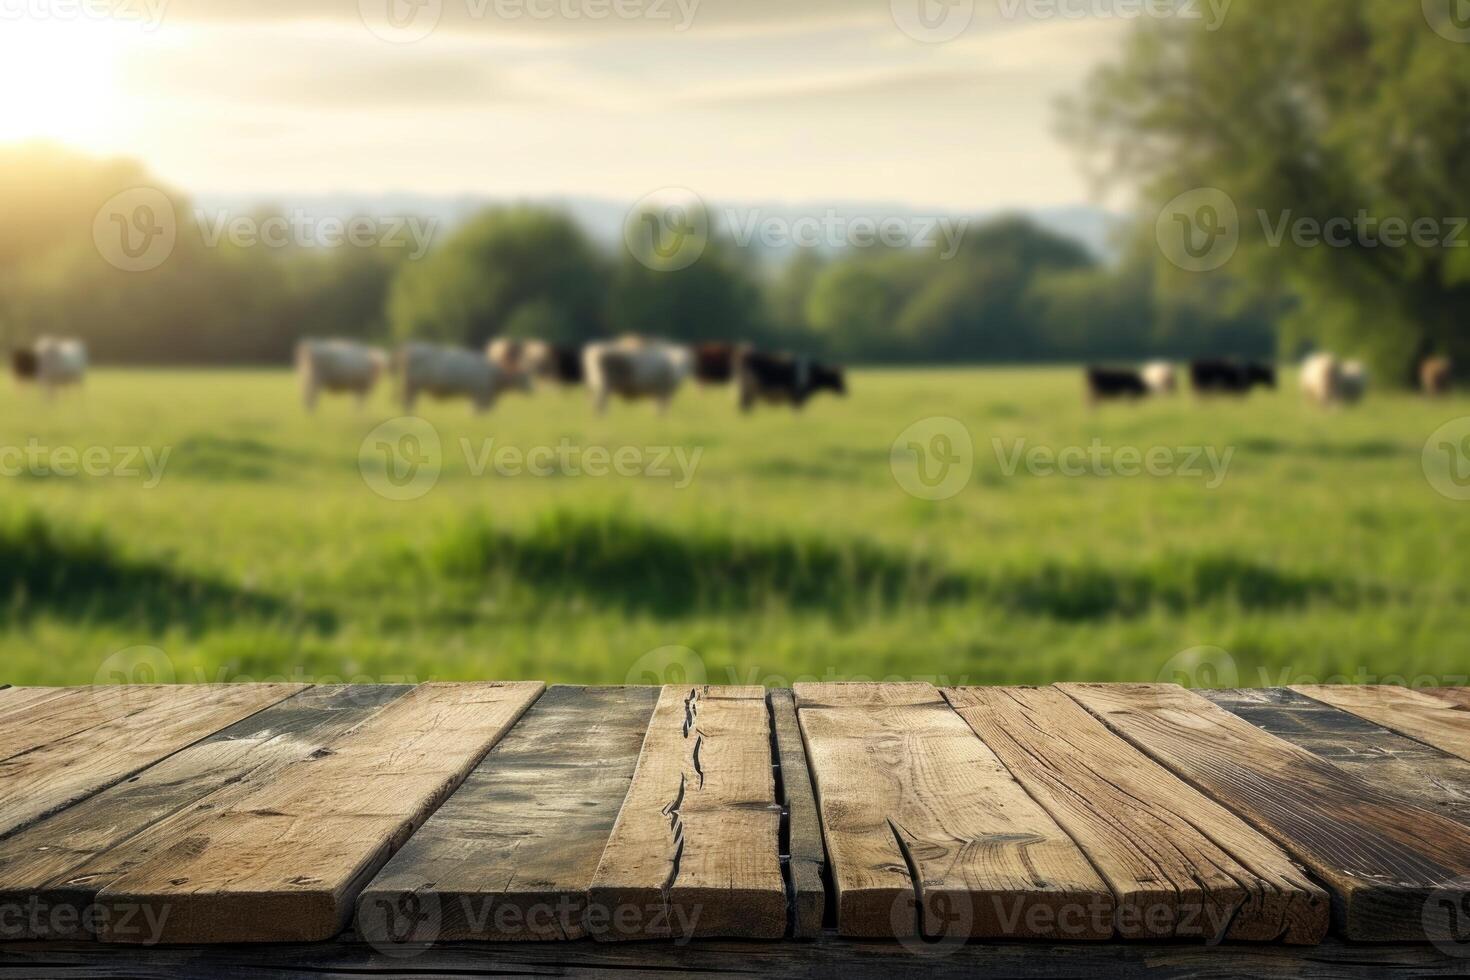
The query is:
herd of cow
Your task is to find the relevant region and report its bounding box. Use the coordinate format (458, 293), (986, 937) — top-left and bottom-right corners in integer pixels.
(298, 336), (848, 415)
(8, 335), (1456, 414)
(1087, 353), (1455, 407)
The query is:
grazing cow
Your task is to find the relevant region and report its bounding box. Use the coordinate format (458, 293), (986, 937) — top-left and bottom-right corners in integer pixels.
(11, 337), (86, 398)
(1339, 360), (1369, 405)
(693, 343), (738, 385)
(1422, 356), (1453, 397)
(1190, 359), (1276, 396)
(1300, 352), (1368, 407)
(736, 350), (846, 412)
(489, 339), (584, 387)
(583, 338), (693, 415)
(398, 343), (530, 413)
(296, 339), (387, 412)
(1141, 361), (1177, 395)
(1085, 366), (1149, 405)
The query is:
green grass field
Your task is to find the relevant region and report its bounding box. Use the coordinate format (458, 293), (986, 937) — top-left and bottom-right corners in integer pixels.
(3, 367), (1467, 690)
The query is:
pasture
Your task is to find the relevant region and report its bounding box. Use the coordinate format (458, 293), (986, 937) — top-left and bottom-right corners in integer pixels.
(2, 367), (1466, 689)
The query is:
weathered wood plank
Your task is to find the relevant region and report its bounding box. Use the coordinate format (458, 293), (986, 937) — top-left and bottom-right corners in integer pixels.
(1292, 685), (1470, 763)
(0, 686), (69, 718)
(0, 685), (411, 941)
(1203, 688), (1470, 824)
(589, 685), (786, 941)
(356, 685), (658, 944)
(943, 686), (1327, 943)
(0, 685), (305, 840)
(795, 682), (1113, 941)
(93, 682), (544, 943)
(1062, 683), (1470, 941)
(1423, 688), (1470, 711)
(768, 689), (826, 938)
(6, 935), (1470, 980)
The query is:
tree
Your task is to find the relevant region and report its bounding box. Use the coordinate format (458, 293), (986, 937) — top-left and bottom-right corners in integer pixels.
(607, 236), (770, 345)
(1063, 2), (1470, 382)
(388, 206), (608, 347)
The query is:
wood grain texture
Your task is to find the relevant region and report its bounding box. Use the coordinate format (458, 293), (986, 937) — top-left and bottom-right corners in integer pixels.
(0, 685), (304, 840)
(0, 685), (411, 940)
(0, 686), (68, 718)
(1062, 683), (1470, 941)
(92, 682), (544, 944)
(1423, 688), (1470, 711)
(943, 687), (1326, 943)
(795, 682), (1113, 941)
(357, 686), (658, 943)
(7, 936), (1470, 980)
(768, 689), (827, 938)
(589, 685), (786, 941)
(1292, 686), (1470, 763)
(1203, 688), (1470, 824)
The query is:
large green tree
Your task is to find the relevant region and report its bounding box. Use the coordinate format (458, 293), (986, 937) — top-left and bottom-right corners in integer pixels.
(1063, 2), (1470, 382)
(388, 206), (608, 347)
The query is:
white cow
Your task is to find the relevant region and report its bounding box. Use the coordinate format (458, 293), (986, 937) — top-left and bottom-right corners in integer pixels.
(398, 343), (530, 413)
(296, 339), (387, 412)
(1141, 361), (1177, 395)
(583, 338), (693, 415)
(1300, 352), (1369, 407)
(11, 337), (86, 398)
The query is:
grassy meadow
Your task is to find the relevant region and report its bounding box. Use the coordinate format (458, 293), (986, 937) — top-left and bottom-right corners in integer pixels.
(2, 367), (1466, 689)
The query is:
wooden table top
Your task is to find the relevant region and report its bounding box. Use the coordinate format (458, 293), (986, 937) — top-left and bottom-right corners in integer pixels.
(2, 682), (1469, 976)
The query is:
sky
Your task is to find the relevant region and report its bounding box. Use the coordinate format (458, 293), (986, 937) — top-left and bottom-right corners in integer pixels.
(0, 0), (1133, 209)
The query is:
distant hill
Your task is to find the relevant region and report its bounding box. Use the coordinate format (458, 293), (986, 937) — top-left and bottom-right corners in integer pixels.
(190, 192), (1123, 264)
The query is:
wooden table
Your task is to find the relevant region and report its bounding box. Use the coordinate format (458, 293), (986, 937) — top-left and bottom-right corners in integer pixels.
(2, 682), (1469, 977)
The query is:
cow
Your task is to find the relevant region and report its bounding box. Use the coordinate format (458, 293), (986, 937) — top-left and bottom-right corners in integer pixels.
(735, 350), (846, 412)
(12, 337), (86, 398)
(1339, 360), (1369, 405)
(1141, 361), (1177, 395)
(1085, 366), (1149, 405)
(296, 339), (387, 412)
(1300, 352), (1368, 407)
(397, 343), (530, 413)
(583, 338), (693, 415)
(489, 339), (584, 387)
(693, 343), (738, 385)
(1190, 359), (1276, 396)
(1422, 356), (1453, 397)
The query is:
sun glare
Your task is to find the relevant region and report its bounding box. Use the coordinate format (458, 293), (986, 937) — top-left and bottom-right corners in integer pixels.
(0, 20), (122, 146)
